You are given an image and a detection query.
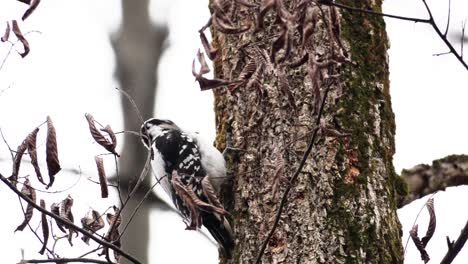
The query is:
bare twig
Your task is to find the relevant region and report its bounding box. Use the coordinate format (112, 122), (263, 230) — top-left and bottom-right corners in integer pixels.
(440, 219), (468, 264)
(19, 258), (112, 264)
(115, 87), (144, 124)
(443, 0), (451, 36)
(319, 0), (468, 71)
(118, 178), (162, 239)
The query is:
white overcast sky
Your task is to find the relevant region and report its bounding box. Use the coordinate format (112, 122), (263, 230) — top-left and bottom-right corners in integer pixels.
(0, 0), (467, 263)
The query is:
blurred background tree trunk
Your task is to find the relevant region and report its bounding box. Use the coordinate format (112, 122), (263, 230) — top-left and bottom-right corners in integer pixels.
(111, 0), (167, 263)
(212, 0), (404, 263)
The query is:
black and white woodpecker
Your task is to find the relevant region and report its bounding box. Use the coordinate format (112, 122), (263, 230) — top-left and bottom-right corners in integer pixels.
(140, 118), (234, 257)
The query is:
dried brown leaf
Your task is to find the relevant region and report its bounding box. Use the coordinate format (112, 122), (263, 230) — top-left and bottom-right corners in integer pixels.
(191, 50), (239, 91)
(198, 76), (237, 91)
(201, 177), (224, 209)
(15, 179), (36, 232)
(22, 0), (41, 21)
(421, 198), (436, 247)
(172, 173), (227, 217)
(46, 116), (61, 188)
(81, 209), (105, 244)
(103, 205), (121, 260)
(27, 127), (45, 185)
(60, 195), (74, 221)
(85, 113), (120, 156)
(410, 225), (430, 263)
(10, 136), (28, 186)
(11, 20), (30, 58)
(95, 156), (108, 198)
(197, 49), (210, 76)
(106, 206), (121, 228)
(60, 195), (77, 246)
(100, 125), (118, 154)
(2, 22), (10, 42)
(199, 31), (218, 60)
(39, 199), (49, 255)
(237, 58), (257, 81)
(171, 174), (201, 230)
(50, 203), (66, 233)
(192, 50), (211, 80)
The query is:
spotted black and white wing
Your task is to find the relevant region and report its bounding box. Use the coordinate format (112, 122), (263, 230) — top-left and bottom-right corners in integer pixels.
(140, 119), (234, 257)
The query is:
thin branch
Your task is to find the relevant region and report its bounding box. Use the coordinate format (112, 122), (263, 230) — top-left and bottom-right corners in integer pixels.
(104, 149), (152, 248)
(319, 0), (429, 23)
(461, 19), (467, 58)
(319, 0), (468, 71)
(118, 179), (161, 239)
(443, 0), (451, 36)
(114, 155), (123, 205)
(0, 173), (141, 264)
(77, 246), (103, 259)
(440, 219), (468, 264)
(115, 87), (144, 124)
(19, 258), (112, 264)
(0, 127), (15, 162)
(255, 82), (332, 264)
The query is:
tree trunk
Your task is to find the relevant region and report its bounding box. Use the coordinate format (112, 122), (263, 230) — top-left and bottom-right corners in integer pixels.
(111, 1), (166, 263)
(211, 0), (403, 263)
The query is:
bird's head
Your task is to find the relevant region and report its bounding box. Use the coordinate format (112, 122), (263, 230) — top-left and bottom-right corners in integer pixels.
(140, 118), (179, 149)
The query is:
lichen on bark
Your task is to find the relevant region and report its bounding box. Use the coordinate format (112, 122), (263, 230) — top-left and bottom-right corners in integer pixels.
(209, 0), (403, 263)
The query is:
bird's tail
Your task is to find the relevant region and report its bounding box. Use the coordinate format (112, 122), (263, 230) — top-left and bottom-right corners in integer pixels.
(202, 212), (234, 258)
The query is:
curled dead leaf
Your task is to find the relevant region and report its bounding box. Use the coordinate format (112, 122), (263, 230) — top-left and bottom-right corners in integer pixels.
(81, 209), (105, 244)
(101, 206), (121, 260)
(60, 195), (77, 246)
(50, 203), (66, 233)
(46, 116), (61, 188)
(15, 179), (36, 232)
(201, 176), (224, 209)
(27, 127), (45, 185)
(199, 31), (218, 60)
(22, 0), (41, 21)
(172, 172), (227, 230)
(421, 198), (436, 247)
(39, 199), (49, 255)
(2, 22), (10, 42)
(10, 136), (28, 186)
(11, 20), (30, 58)
(410, 225), (430, 263)
(85, 113), (120, 156)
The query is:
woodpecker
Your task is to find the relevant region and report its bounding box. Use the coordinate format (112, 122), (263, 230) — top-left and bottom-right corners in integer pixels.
(140, 118), (233, 257)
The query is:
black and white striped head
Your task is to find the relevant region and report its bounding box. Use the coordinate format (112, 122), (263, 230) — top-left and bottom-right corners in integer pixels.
(140, 118), (179, 149)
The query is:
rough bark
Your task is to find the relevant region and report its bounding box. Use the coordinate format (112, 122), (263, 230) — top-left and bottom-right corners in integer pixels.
(397, 155), (468, 208)
(111, 1), (167, 263)
(211, 0), (403, 263)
